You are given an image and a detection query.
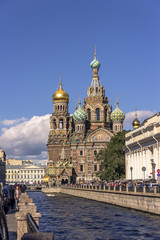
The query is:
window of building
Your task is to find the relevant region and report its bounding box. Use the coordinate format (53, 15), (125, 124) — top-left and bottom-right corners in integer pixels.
(59, 119), (63, 129)
(80, 150), (83, 156)
(80, 165), (83, 172)
(96, 108), (100, 121)
(96, 87), (98, 93)
(94, 165), (97, 171)
(87, 109), (91, 121)
(105, 108), (107, 122)
(53, 119), (56, 129)
(94, 150), (97, 156)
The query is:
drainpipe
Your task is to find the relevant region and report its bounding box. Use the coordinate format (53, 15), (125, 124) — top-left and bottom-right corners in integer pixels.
(153, 135), (159, 170)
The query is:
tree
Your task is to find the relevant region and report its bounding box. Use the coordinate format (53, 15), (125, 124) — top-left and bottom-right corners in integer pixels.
(96, 131), (129, 181)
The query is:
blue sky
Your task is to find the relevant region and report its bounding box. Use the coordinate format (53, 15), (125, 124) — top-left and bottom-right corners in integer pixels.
(0, 1), (159, 161)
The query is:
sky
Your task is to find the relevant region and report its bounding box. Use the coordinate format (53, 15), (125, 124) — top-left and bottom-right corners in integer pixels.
(0, 0), (159, 162)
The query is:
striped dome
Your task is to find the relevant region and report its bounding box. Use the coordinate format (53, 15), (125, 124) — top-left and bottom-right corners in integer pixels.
(73, 106), (87, 122)
(90, 58), (100, 69)
(111, 106), (125, 122)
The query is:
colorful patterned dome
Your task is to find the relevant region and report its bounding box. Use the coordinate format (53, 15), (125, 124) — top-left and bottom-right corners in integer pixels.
(111, 105), (125, 122)
(73, 105), (87, 122)
(90, 58), (100, 69)
(90, 46), (100, 69)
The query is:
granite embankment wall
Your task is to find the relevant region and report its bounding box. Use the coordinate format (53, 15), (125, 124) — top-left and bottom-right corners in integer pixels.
(59, 187), (160, 215)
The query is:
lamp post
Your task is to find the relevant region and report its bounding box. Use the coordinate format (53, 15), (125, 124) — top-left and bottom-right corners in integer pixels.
(130, 167), (133, 181)
(142, 166), (146, 183)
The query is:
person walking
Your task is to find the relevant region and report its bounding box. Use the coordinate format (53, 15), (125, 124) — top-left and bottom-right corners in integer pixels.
(14, 186), (21, 209)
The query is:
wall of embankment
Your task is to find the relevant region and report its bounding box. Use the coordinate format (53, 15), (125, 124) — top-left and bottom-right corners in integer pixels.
(58, 187), (160, 215)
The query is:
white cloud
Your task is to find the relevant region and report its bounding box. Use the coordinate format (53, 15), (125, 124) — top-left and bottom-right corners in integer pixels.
(0, 110), (156, 161)
(1, 117), (27, 126)
(0, 114), (50, 161)
(124, 110), (155, 129)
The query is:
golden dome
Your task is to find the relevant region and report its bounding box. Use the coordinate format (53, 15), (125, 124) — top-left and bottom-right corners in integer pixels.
(52, 82), (69, 102)
(132, 109), (140, 129)
(132, 118), (140, 129)
(43, 175), (49, 183)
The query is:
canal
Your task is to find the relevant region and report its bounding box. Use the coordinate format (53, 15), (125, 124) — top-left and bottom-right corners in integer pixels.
(28, 192), (160, 240)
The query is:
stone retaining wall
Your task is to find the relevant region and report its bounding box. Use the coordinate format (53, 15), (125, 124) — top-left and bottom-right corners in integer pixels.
(60, 188), (160, 215)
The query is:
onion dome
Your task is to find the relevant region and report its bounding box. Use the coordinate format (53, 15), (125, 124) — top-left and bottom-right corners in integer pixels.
(52, 81), (69, 102)
(73, 99), (87, 122)
(111, 97), (125, 122)
(132, 109), (140, 129)
(90, 46), (100, 69)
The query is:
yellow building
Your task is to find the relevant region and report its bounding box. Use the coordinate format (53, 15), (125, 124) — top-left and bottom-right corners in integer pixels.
(125, 112), (160, 181)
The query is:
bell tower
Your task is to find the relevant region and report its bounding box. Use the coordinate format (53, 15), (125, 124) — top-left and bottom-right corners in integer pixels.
(47, 74), (72, 164)
(84, 47), (111, 131)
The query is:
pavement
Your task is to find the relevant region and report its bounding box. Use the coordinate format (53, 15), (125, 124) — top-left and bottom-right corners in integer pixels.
(6, 207), (17, 240)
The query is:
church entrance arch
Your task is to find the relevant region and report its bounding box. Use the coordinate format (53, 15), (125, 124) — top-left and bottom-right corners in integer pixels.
(61, 178), (68, 185)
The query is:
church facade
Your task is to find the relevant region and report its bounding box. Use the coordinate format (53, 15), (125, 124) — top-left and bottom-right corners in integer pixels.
(45, 49), (125, 185)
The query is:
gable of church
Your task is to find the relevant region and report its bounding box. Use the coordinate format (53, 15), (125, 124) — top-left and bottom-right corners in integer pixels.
(87, 128), (113, 142)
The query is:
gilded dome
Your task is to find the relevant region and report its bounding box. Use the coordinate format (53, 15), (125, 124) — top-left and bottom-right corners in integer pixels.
(111, 105), (125, 122)
(132, 118), (140, 129)
(52, 82), (69, 102)
(73, 103), (87, 122)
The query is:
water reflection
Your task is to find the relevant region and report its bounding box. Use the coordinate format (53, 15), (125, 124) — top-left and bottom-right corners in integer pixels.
(28, 192), (160, 240)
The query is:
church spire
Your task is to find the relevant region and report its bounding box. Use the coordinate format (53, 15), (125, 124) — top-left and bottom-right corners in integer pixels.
(116, 94), (119, 106)
(87, 47), (105, 97)
(94, 45), (97, 59)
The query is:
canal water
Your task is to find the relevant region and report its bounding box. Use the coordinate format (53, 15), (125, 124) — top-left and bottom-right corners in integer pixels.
(28, 192), (160, 240)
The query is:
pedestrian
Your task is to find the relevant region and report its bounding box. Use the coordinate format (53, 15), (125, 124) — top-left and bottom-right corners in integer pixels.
(9, 186), (15, 209)
(14, 185), (21, 209)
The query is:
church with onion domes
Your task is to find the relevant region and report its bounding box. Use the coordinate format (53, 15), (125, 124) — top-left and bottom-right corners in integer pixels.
(45, 48), (125, 185)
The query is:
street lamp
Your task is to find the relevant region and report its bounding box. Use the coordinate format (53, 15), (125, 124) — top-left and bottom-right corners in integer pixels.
(130, 167), (133, 181)
(142, 166), (146, 183)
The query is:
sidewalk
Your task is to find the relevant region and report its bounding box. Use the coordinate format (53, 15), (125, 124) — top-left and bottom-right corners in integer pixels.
(6, 208), (17, 240)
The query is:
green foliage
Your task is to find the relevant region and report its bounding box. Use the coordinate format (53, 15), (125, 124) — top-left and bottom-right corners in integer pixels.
(96, 131), (129, 181)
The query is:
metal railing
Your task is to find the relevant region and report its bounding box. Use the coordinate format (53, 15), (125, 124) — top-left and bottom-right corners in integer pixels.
(27, 213), (40, 233)
(64, 184), (160, 195)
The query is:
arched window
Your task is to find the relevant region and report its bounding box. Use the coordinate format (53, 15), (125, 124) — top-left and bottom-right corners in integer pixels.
(53, 119), (56, 129)
(59, 119), (63, 129)
(58, 105), (59, 110)
(94, 150), (97, 156)
(96, 108), (100, 121)
(96, 87), (98, 93)
(87, 109), (91, 121)
(104, 108), (107, 122)
(77, 125), (79, 131)
(60, 105), (62, 111)
(115, 125), (117, 131)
